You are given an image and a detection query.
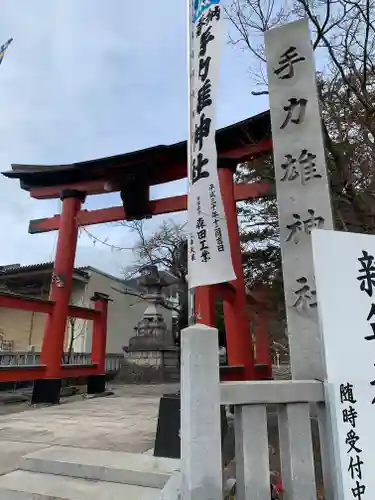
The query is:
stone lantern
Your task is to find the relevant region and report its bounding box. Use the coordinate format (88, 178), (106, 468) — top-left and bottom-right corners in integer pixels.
(128, 265), (174, 349)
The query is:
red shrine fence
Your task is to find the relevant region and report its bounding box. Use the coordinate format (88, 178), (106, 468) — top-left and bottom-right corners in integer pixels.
(0, 291), (109, 385)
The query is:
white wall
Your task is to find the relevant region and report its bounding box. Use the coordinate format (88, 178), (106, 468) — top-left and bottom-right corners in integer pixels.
(68, 281), (89, 353)
(75, 269), (173, 354)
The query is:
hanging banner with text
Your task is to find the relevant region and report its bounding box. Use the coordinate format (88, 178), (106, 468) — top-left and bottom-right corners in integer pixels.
(264, 19), (334, 380)
(187, 0), (236, 289)
(312, 229), (375, 500)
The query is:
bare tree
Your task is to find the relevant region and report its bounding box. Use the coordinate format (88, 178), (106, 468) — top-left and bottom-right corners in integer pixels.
(227, 0), (375, 249)
(121, 218), (189, 331)
(226, 1), (375, 352)
(63, 307), (87, 364)
(227, 0), (375, 91)
(110, 283), (180, 314)
(227, 0), (375, 234)
(121, 219), (188, 282)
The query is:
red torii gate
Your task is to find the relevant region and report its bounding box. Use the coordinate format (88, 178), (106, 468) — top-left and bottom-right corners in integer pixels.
(3, 110), (273, 390)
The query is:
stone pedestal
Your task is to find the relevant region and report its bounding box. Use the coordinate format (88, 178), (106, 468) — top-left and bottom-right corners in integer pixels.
(123, 347), (180, 383)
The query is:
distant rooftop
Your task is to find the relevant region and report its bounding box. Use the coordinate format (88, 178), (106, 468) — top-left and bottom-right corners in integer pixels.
(0, 262), (180, 294)
(0, 262), (89, 279)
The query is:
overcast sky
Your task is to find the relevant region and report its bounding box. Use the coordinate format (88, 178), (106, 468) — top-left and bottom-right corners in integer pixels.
(0, 0), (268, 277)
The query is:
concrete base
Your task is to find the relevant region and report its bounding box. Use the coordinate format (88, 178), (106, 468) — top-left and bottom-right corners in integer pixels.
(0, 442), (48, 477)
(32, 378), (61, 405)
(87, 374), (106, 394)
(160, 472), (181, 500)
(19, 446), (179, 489)
(0, 446), (180, 500)
(0, 470), (162, 499)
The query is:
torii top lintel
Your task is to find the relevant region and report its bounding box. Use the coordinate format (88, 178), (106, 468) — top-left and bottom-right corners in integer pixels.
(2, 111), (271, 200)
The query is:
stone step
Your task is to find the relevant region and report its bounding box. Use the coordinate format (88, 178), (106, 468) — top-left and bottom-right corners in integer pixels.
(0, 470), (162, 500)
(19, 446), (180, 489)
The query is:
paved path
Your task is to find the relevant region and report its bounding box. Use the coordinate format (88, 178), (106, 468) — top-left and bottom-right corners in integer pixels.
(0, 384), (179, 476)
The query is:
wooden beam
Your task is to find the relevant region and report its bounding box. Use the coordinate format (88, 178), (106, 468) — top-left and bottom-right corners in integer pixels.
(0, 365), (47, 383)
(29, 182), (273, 234)
(0, 293), (53, 314)
(28, 138), (273, 200)
(31, 180), (107, 200)
(0, 364), (101, 383)
(68, 305), (100, 321)
(219, 138), (272, 160)
(0, 292), (100, 321)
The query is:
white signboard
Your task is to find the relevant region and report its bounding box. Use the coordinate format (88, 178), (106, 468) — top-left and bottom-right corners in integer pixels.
(187, 0), (236, 289)
(264, 19), (334, 379)
(312, 229), (375, 500)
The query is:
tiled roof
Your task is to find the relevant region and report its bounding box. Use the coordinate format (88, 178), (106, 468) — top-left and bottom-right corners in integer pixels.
(0, 262), (89, 278)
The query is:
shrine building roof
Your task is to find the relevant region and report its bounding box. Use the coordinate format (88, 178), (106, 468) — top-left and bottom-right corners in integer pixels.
(2, 111), (271, 192)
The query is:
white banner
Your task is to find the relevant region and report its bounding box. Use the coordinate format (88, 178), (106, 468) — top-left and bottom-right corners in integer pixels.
(187, 0), (236, 289)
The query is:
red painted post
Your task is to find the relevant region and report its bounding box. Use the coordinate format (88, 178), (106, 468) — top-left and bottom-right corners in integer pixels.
(90, 293), (110, 373)
(194, 286), (216, 327)
(88, 292), (111, 394)
(32, 189), (84, 404)
(40, 190), (84, 380)
(218, 167), (256, 380)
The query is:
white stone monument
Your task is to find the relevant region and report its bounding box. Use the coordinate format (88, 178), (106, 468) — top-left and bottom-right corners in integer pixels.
(265, 18), (334, 381)
(312, 229), (375, 500)
(265, 20), (336, 498)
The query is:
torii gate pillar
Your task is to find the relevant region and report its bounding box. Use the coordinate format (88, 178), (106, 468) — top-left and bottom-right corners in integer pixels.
(35, 189), (84, 403)
(195, 165), (256, 380)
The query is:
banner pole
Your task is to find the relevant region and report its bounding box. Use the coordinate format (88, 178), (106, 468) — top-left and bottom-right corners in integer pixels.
(187, 0), (196, 325)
